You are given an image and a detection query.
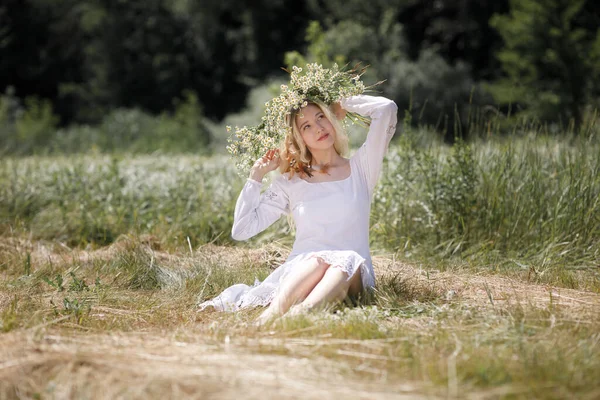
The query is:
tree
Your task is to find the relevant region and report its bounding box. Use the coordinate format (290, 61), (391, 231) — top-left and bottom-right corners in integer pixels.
(1, 0), (311, 124)
(489, 0), (600, 130)
(307, 0), (511, 80)
(286, 17), (488, 141)
(0, 0), (87, 123)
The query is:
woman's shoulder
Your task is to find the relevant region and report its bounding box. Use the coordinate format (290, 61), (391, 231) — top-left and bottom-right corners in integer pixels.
(271, 171), (302, 190)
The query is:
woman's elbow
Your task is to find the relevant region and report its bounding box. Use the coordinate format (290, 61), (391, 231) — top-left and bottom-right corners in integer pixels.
(374, 99), (398, 118)
(386, 100), (398, 113)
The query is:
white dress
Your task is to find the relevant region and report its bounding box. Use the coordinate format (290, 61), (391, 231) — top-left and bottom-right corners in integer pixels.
(199, 95), (398, 311)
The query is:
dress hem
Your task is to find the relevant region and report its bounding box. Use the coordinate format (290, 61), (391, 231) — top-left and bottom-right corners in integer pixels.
(198, 250), (375, 312)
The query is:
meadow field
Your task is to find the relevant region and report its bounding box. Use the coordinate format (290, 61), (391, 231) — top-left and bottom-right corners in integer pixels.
(1, 131), (599, 399)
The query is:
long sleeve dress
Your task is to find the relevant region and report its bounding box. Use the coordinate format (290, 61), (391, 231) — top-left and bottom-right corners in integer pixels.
(199, 95), (398, 311)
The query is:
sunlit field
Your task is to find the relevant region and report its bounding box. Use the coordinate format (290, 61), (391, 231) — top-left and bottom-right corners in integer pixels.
(1, 132), (599, 399)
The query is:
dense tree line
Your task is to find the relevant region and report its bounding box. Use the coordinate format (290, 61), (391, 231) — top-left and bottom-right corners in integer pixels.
(0, 0), (309, 123)
(1, 0), (599, 136)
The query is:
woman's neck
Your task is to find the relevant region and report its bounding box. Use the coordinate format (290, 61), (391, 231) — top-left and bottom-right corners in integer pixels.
(310, 147), (343, 167)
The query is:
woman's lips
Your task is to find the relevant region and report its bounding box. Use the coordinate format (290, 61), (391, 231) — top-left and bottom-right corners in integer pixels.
(317, 133), (329, 141)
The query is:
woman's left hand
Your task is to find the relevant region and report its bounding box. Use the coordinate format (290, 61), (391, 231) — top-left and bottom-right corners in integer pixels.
(330, 102), (346, 120)
(249, 149), (280, 182)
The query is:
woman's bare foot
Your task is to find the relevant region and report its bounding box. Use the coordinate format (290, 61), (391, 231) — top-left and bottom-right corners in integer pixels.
(254, 307), (279, 327)
(284, 303), (313, 318)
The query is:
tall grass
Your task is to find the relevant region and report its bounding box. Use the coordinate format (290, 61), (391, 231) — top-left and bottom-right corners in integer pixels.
(0, 155), (241, 248)
(0, 132), (598, 288)
(372, 130), (599, 286)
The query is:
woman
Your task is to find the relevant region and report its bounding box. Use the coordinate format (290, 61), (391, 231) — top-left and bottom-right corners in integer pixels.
(199, 94), (398, 325)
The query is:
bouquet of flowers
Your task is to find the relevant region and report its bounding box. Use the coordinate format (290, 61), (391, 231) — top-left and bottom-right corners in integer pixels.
(226, 63), (376, 175)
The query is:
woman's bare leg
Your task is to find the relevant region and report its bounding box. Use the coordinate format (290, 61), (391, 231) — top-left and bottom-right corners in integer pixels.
(256, 256), (329, 324)
(292, 266), (363, 313)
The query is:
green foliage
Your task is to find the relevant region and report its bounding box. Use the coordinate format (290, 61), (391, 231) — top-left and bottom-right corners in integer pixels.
(285, 17), (405, 78)
(284, 21), (341, 68)
(91, 91), (210, 154)
(162, 91), (210, 150)
(0, 0), (311, 123)
(61, 297), (90, 324)
(42, 274), (65, 292)
(23, 251), (31, 276)
(1, 130), (599, 288)
(68, 271), (90, 292)
(386, 49), (490, 138)
(41, 270), (99, 323)
(2, 0), (598, 141)
(15, 98), (60, 146)
(372, 131), (600, 277)
(489, 0), (600, 130)
(0, 155), (239, 248)
(286, 19), (490, 140)
(0, 91), (210, 155)
(0, 92), (60, 155)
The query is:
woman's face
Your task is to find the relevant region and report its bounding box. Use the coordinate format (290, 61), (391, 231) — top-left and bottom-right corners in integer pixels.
(295, 104), (335, 151)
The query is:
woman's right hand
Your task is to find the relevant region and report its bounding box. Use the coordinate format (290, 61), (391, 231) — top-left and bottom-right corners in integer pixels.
(249, 149), (280, 182)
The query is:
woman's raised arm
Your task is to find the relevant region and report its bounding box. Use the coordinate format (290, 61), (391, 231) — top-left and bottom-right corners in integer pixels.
(341, 95), (398, 196)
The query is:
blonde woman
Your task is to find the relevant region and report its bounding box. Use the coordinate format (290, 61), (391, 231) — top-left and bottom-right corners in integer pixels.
(199, 95), (398, 325)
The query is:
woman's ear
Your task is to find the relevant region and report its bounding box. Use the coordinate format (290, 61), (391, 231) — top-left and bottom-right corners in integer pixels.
(330, 102), (346, 120)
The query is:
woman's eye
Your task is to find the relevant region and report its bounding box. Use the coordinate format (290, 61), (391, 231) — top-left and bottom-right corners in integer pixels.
(303, 125), (310, 130)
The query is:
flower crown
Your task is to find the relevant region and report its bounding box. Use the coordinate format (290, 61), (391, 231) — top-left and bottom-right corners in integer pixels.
(227, 63), (373, 175)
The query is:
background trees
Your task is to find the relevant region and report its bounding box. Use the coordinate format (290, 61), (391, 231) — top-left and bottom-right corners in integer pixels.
(1, 0), (598, 150)
(489, 0), (600, 130)
(0, 0), (309, 124)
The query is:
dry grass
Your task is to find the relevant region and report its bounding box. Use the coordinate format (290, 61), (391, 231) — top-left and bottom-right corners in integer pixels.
(372, 255), (600, 319)
(1, 237), (600, 399)
(0, 330), (428, 400)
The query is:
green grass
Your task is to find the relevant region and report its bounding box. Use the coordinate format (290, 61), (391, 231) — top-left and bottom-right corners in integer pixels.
(373, 131), (600, 289)
(1, 133), (598, 290)
(0, 155), (242, 248)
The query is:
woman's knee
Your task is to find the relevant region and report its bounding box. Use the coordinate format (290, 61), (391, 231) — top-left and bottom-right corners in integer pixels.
(326, 266), (362, 297)
(306, 255), (330, 273)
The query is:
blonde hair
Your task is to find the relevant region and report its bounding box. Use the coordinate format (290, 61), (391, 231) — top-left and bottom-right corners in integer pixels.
(278, 100), (349, 178)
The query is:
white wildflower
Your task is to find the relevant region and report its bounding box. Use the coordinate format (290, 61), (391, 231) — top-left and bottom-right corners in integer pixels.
(227, 62), (374, 175)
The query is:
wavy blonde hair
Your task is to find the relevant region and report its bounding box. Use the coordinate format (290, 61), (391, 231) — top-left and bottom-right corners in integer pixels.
(278, 100), (349, 178)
